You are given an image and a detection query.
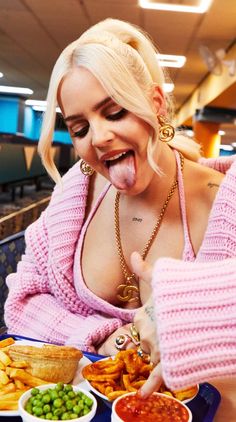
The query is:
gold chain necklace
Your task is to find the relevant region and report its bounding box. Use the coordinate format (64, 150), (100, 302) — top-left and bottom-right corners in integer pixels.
(115, 152), (184, 303)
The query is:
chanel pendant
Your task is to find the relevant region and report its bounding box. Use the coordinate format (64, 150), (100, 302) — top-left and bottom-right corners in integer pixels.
(117, 274), (139, 303)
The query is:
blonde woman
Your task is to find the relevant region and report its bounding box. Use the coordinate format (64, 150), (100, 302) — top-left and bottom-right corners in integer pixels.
(4, 20), (235, 372)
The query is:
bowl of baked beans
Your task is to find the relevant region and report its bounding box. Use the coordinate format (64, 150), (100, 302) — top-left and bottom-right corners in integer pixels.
(111, 391), (192, 422)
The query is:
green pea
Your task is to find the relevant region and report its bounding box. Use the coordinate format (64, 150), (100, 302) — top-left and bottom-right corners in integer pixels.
(50, 390), (59, 400)
(66, 400), (74, 410)
(34, 406), (43, 416)
(31, 388), (39, 396)
(58, 390), (64, 397)
(68, 391), (75, 399)
(64, 384), (73, 392)
(53, 398), (63, 408)
(70, 414), (78, 420)
(61, 412), (70, 420)
(53, 408), (63, 417)
(83, 406), (90, 415)
(84, 397), (93, 407)
(42, 393), (51, 404)
(43, 404), (51, 413)
(63, 394), (69, 401)
(55, 382), (64, 391)
(45, 412), (53, 420)
(51, 417), (58, 421)
(73, 404), (82, 415)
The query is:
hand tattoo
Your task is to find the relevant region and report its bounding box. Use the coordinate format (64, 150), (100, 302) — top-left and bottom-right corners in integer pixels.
(145, 305), (155, 322)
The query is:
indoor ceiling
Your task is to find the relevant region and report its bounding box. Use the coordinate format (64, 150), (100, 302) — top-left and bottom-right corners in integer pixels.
(0, 0), (235, 145)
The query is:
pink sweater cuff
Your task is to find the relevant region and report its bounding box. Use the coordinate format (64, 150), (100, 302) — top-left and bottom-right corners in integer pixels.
(152, 257), (236, 389)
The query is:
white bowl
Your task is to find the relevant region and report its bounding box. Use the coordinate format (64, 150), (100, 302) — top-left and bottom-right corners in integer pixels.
(18, 384), (97, 422)
(111, 392), (192, 422)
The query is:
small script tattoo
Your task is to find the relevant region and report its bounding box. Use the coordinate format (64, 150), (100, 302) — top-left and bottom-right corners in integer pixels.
(208, 182), (220, 189)
(132, 217), (143, 222)
(145, 305), (155, 322)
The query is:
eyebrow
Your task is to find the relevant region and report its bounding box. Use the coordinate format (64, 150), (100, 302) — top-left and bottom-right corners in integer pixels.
(64, 96), (112, 123)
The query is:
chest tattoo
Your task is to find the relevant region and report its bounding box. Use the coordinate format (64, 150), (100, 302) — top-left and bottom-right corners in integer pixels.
(132, 217), (143, 222)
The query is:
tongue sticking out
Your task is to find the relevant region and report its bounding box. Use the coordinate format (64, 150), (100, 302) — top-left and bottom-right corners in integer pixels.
(108, 152), (136, 190)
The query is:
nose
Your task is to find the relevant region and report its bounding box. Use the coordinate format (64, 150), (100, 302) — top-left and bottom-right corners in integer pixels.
(91, 120), (113, 148)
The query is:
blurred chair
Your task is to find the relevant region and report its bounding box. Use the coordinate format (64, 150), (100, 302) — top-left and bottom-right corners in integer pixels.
(0, 230), (25, 331)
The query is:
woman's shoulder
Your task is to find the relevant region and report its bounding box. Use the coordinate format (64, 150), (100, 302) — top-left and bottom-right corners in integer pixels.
(184, 159), (225, 210)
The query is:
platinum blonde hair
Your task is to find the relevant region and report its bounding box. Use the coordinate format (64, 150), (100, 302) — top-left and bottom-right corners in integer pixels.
(38, 18), (201, 183)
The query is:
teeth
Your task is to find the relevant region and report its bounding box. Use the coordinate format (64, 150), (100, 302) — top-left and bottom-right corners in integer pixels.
(106, 152), (127, 161)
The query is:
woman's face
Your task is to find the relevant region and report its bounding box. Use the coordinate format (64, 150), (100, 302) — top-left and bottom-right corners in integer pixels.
(58, 67), (158, 195)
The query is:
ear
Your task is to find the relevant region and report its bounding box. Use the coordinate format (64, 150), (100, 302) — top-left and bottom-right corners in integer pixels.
(151, 84), (167, 116)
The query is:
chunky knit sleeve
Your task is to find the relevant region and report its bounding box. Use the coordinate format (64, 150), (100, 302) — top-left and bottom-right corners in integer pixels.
(4, 165), (123, 352)
(152, 257), (236, 390)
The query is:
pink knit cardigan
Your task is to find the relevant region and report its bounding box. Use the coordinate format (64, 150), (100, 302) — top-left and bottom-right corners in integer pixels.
(4, 154), (236, 388)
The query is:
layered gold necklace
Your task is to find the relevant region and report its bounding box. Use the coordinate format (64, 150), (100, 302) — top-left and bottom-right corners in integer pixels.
(115, 152), (184, 303)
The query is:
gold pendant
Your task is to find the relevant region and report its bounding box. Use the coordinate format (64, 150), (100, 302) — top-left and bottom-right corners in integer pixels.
(117, 274), (139, 303)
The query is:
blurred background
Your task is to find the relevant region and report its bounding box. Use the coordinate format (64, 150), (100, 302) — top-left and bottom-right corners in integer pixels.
(0, 0), (235, 239)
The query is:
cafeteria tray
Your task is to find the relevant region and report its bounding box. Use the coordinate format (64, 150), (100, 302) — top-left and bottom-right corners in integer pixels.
(0, 334), (221, 421)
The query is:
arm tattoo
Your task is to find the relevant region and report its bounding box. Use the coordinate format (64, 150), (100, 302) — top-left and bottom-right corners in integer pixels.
(208, 182), (219, 189)
(144, 305), (155, 322)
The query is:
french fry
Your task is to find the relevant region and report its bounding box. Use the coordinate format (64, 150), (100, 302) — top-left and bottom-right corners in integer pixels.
(0, 370), (10, 385)
(14, 379), (26, 389)
(8, 368), (50, 387)
(10, 361), (28, 369)
(0, 351), (12, 367)
(0, 382), (16, 396)
(0, 400), (18, 410)
(0, 338), (15, 349)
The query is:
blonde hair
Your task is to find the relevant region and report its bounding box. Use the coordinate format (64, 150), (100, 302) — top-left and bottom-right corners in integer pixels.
(38, 18), (201, 183)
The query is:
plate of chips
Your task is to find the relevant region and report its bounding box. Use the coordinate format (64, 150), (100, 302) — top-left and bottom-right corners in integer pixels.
(82, 349), (198, 407)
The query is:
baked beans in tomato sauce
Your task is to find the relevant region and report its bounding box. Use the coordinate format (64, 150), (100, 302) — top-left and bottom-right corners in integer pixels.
(115, 393), (190, 422)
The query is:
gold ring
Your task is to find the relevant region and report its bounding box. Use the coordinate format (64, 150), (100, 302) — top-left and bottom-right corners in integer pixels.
(115, 334), (132, 350)
(130, 324), (140, 345)
(137, 345), (151, 363)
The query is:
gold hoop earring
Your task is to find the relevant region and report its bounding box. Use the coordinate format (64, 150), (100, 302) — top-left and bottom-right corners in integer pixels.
(157, 115), (175, 143)
(80, 160), (94, 176)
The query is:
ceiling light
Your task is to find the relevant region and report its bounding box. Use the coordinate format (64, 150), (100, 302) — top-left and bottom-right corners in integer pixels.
(218, 130), (226, 136)
(0, 72), (3, 78)
(157, 54), (186, 68)
(220, 145), (233, 151)
(139, 0), (213, 13)
(25, 99), (46, 106)
(163, 83), (174, 93)
(32, 105), (61, 113)
(231, 142), (236, 148)
(0, 85), (33, 95)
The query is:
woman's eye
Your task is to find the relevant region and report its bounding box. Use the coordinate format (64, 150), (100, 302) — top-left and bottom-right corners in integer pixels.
(72, 125), (89, 138)
(107, 108), (127, 121)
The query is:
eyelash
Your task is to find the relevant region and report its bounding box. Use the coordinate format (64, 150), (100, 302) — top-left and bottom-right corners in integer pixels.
(72, 108), (128, 139)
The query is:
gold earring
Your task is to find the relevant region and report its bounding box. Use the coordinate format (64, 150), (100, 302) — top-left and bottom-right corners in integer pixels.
(80, 160), (94, 176)
(157, 115), (175, 143)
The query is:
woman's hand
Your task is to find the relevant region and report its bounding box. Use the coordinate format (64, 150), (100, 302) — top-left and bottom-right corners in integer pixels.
(131, 251), (163, 396)
(140, 362), (163, 398)
(96, 323), (135, 356)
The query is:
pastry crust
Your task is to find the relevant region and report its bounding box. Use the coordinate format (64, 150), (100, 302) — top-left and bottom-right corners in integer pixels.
(8, 344), (83, 383)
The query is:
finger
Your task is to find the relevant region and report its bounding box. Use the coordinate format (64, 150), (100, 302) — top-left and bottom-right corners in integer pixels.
(139, 363), (163, 398)
(130, 251), (152, 284)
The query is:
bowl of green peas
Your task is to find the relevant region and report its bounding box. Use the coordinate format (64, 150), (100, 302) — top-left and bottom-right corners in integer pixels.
(18, 383), (97, 421)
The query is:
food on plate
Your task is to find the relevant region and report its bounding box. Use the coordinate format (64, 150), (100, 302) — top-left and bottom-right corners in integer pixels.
(82, 349), (153, 401)
(0, 338), (50, 410)
(112, 392), (192, 422)
(82, 349), (197, 403)
(24, 383), (94, 419)
(8, 343), (83, 383)
(0, 337), (83, 411)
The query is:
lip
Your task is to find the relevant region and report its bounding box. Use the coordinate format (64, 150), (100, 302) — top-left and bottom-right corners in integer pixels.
(100, 149), (132, 162)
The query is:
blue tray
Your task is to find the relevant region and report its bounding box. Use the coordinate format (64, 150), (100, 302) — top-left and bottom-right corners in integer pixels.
(0, 334), (221, 421)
